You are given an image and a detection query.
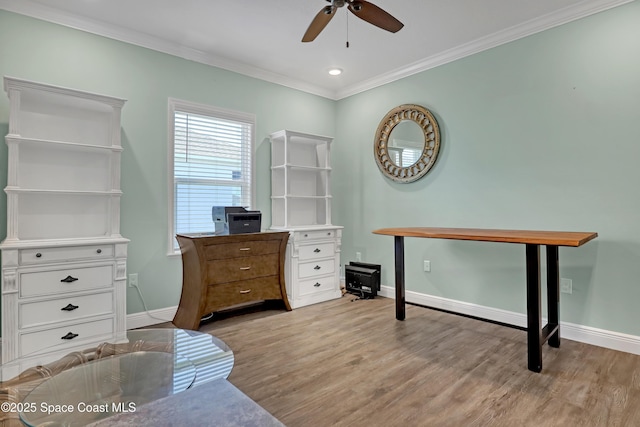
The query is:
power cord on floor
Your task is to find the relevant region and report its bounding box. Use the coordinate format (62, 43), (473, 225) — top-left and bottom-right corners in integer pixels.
(350, 288), (372, 302)
(130, 282), (174, 324)
(132, 281), (214, 324)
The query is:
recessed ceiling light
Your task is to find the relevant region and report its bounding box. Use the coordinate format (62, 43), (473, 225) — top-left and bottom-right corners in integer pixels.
(328, 68), (343, 76)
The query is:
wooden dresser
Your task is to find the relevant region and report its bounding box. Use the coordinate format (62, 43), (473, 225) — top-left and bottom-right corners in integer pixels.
(173, 232), (291, 330)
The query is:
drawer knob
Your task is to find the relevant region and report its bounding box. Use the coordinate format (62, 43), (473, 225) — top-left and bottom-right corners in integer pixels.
(239, 247), (251, 251)
(239, 267), (251, 271)
(36, 253), (42, 258)
(239, 289), (252, 294)
(314, 265), (321, 270)
(61, 303), (79, 312)
(61, 332), (79, 340)
(313, 248), (321, 253)
(304, 234), (308, 237)
(61, 275), (79, 283)
(314, 282), (321, 287)
(96, 249), (102, 254)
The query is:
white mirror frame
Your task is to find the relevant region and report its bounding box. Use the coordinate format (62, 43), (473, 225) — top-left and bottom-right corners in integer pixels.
(373, 104), (441, 183)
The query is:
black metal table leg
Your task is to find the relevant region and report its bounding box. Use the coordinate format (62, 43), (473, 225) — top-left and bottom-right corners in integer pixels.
(526, 244), (542, 372)
(394, 236), (406, 321)
(546, 245), (560, 348)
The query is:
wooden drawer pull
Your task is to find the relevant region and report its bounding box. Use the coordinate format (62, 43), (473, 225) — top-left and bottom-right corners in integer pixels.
(239, 289), (252, 294)
(61, 303), (79, 311)
(239, 247), (251, 251)
(240, 266), (251, 271)
(314, 282), (321, 287)
(314, 265), (321, 270)
(313, 248), (321, 253)
(61, 332), (79, 340)
(61, 275), (79, 283)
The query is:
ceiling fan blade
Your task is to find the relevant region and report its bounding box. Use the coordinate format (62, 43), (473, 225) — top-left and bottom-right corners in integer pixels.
(348, 0), (404, 33)
(302, 6), (337, 42)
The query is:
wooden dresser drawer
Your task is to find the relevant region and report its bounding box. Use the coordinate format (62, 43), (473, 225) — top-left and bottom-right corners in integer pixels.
(20, 264), (114, 298)
(298, 258), (335, 279)
(19, 291), (114, 329)
(173, 232), (290, 330)
(204, 240), (281, 260)
(298, 242), (335, 261)
(204, 276), (283, 312)
(20, 245), (114, 265)
(20, 318), (114, 357)
(206, 254), (279, 285)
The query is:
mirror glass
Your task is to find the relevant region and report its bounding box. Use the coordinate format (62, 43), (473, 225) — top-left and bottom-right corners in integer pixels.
(387, 120), (425, 167)
(373, 104), (441, 183)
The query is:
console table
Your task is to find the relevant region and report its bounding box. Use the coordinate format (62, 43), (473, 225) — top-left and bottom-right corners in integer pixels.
(173, 232), (291, 330)
(372, 227), (598, 372)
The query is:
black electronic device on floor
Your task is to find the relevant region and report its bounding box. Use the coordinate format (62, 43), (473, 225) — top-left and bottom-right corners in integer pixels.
(345, 261), (381, 298)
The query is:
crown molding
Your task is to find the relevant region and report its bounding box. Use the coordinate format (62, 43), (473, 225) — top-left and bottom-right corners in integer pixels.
(335, 0), (635, 99)
(0, 0), (633, 101)
(0, 0), (336, 99)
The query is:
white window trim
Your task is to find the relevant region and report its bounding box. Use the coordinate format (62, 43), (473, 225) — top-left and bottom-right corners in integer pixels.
(167, 98), (256, 256)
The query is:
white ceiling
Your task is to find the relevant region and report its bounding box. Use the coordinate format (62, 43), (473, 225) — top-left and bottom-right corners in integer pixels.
(0, 0), (632, 99)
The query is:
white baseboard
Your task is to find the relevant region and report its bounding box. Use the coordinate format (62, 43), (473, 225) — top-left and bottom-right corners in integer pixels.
(126, 305), (177, 330)
(378, 285), (640, 356)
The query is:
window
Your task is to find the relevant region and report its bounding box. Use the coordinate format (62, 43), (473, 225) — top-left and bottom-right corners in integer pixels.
(168, 99), (255, 253)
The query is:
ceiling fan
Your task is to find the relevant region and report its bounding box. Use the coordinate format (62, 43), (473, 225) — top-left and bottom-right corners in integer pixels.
(302, 0), (404, 43)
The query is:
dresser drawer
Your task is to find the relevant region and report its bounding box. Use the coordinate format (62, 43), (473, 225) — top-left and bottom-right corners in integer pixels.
(20, 245), (114, 265)
(20, 318), (114, 357)
(204, 275), (283, 312)
(19, 291), (114, 329)
(295, 229), (337, 241)
(20, 264), (114, 298)
(298, 258), (335, 279)
(207, 254), (279, 285)
(299, 276), (336, 297)
(204, 240), (280, 260)
(298, 242), (335, 261)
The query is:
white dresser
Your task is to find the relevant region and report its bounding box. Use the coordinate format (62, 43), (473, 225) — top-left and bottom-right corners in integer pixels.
(1, 77), (128, 379)
(270, 130), (342, 308)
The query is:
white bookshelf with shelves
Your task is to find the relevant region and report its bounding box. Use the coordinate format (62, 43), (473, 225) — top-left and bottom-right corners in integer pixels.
(1, 76), (128, 379)
(270, 130), (342, 309)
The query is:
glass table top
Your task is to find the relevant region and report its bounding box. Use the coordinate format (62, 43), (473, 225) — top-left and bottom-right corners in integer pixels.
(17, 329), (234, 426)
(20, 351), (196, 427)
(98, 329), (234, 387)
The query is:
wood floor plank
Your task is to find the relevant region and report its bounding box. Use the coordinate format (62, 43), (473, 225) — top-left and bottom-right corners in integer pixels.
(190, 296), (640, 427)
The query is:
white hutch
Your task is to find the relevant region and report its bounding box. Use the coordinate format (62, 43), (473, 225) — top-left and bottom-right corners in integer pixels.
(1, 77), (128, 378)
(270, 130), (342, 309)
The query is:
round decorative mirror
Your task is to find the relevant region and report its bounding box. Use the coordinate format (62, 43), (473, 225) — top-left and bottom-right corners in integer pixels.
(373, 104), (440, 183)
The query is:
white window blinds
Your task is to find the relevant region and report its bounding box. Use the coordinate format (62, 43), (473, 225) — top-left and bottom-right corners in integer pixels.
(169, 100), (254, 251)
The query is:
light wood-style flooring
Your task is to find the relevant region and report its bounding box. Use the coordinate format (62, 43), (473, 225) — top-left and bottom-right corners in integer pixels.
(192, 296), (640, 427)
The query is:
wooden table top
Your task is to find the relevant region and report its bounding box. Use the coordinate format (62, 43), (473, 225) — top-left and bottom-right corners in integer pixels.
(372, 227), (598, 247)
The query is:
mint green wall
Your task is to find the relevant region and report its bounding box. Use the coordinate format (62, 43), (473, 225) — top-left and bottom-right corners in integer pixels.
(1, 3), (639, 337)
(333, 1), (640, 335)
(0, 11), (336, 317)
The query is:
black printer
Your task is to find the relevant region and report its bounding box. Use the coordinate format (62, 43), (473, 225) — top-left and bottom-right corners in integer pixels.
(211, 206), (262, 235)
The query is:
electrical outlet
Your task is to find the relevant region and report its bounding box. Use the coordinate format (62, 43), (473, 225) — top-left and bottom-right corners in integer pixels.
(560, 278), (572, 294)
(423, 260), (431, 272)
(355, 252), (362, 262)
(128, 273), (138, 288)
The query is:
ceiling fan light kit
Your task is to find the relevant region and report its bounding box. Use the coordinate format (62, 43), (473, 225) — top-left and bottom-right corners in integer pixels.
(302, 0), (404, 43)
